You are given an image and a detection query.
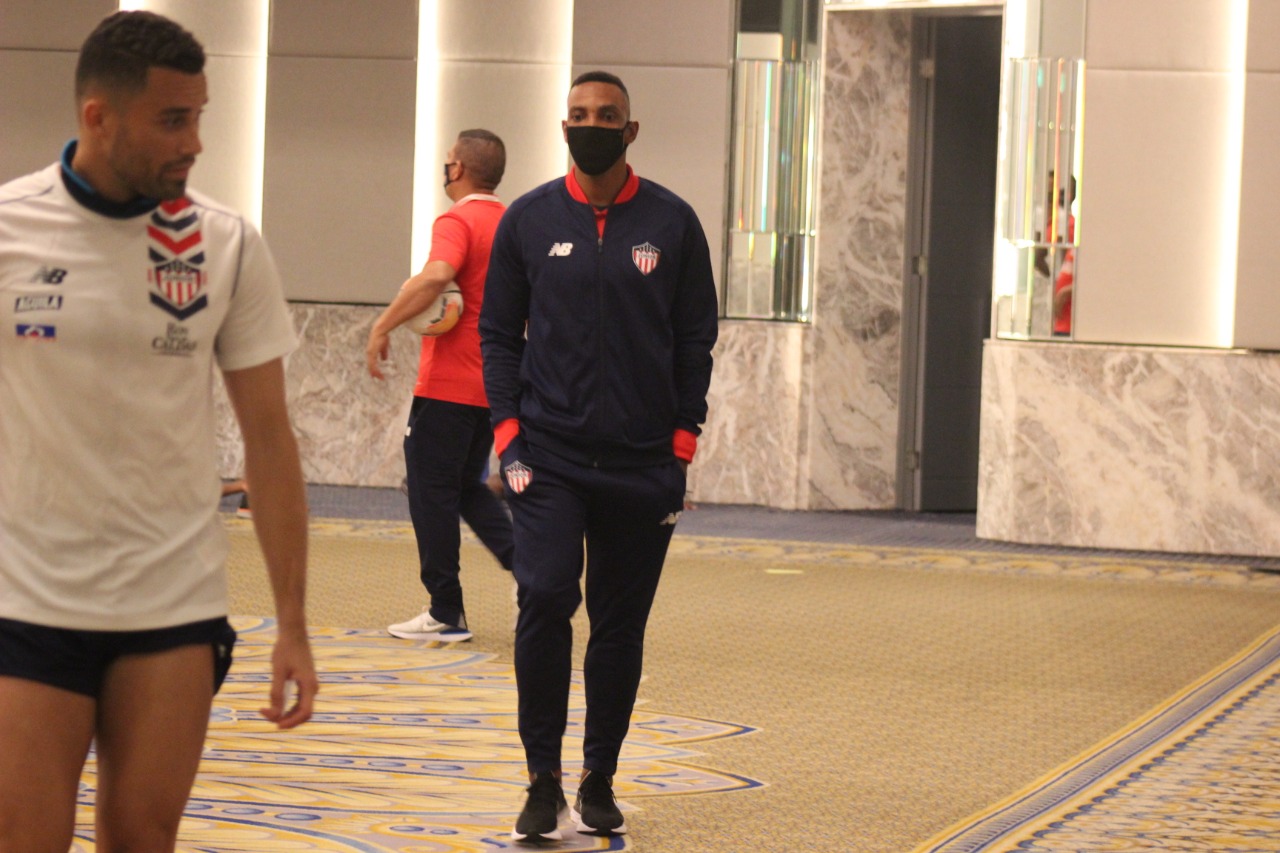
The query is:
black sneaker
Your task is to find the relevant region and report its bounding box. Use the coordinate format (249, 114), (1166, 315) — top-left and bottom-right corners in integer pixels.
(573, 770), (627, 835)
(511, 773), (567, 843)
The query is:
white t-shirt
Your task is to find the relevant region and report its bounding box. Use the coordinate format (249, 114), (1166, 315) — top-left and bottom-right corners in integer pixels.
(0, 162), (297, 631)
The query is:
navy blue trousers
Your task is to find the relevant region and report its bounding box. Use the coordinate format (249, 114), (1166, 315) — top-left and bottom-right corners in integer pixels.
(504, 439), (685, 776)
(404, 397), (514, 627)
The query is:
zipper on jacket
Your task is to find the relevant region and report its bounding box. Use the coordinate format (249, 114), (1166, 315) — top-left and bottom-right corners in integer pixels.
(595, 231), (605, 440)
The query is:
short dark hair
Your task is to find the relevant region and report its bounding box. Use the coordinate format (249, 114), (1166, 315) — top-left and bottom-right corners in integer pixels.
(75, 11), (205, 101)
(455, 129), (506, 190)
(572, 70), (629, 101)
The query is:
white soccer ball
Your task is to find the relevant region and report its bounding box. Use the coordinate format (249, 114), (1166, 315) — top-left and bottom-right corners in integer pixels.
(404, 284), (463, 336)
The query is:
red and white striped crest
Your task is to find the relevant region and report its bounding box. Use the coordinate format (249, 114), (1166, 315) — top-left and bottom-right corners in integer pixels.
(632, 242), (660, 275)
(152, 259), (205, 308)
(504, 461), (533, 494)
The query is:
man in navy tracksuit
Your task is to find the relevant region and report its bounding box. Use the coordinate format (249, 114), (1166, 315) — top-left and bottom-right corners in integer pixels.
(480, 70), (718, 842)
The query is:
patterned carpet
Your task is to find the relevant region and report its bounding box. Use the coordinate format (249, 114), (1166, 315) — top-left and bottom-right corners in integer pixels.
(73, 620), (758, 852)
(917, 625), (1280, 852)
(70, 515), (1280, 851)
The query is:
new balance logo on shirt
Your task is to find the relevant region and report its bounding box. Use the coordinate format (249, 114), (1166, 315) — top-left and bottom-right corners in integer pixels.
(30, 266), (67, 284)
(547, 242), (573, 257)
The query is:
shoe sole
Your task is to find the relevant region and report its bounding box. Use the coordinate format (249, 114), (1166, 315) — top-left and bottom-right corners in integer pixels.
(509, 827), (563, 843)
(570, 808), (627, 835)
(386, 629), (472, 641)
(511, 802), (567, 844)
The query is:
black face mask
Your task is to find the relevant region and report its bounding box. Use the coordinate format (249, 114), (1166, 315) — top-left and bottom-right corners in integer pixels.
(566, 125), (627, 176)
(443, 161), (457, 191)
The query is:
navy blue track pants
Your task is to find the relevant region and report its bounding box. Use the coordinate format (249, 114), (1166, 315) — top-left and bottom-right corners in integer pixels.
(504, 441), (685, 776)
(404, 397), (514, 627)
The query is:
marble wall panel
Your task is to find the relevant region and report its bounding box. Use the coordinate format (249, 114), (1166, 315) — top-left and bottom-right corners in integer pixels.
(807, 10), (912, 509)
(977, 340), (1280, 557)
(216, 304), (418, 487)
(693, 321), (808, 508)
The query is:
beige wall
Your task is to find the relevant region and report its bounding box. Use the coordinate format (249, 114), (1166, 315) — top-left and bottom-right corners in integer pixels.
(262, 0), (417, 303)
(572, 0), (735, 287)
(0, 0), (118, 182)
(430, 0), (573, 269)
(1236, 0), (1280, 349)
(1074, 0), (1280, 349)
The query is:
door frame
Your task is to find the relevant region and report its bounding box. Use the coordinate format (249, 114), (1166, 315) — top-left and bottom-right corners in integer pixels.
(896, 7), (1004, 511)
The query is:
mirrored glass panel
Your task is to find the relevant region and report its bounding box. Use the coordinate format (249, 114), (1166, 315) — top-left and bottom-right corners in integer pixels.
(724, 0), (821, 321)
(994, 56), (1083, 339)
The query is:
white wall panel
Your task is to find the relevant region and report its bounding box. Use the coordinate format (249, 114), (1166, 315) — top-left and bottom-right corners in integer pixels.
(262, 57), (415, 302)
(438, 0), (572, 63)
(134, 0), (264, 55)
(1038, 0), (1085, 57)
(269, 0), (416, 58)
(1248, 0), (1280, 73)
(0, 0), (114, 50)
(572, 0), (734, 68)
(1075, 69), (1234, 346)
(190, 56), (262, 219)
(435, 62), (570, 205)
(0, 52), (80, 183)
(1234, 72), (1280, 349)
(1085, 0), (1237, 71)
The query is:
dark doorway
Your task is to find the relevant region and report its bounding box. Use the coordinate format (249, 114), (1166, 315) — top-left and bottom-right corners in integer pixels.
(899, 13), (1003, 511)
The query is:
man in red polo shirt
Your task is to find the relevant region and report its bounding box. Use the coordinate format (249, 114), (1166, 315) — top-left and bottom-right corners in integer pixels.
(366, 129), (514, 641)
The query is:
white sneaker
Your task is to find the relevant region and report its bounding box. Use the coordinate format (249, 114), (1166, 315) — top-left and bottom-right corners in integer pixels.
(387, 607), (472, 641)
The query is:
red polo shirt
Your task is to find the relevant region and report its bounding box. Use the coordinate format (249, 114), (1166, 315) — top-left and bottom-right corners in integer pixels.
(415, 194), (505, 406)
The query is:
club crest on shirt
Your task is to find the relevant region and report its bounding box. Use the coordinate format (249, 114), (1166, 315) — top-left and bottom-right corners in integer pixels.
(147, 198), (208, 320)
(632, 242), (660, 275)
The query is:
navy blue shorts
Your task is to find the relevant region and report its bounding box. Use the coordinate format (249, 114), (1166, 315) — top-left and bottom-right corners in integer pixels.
(0, 616), (237, 698)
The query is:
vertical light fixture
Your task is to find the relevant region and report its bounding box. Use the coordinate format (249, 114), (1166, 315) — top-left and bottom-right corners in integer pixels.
(412, 0), (441, 275)
(1217, 0), (1249, 347)
(990, 0), (1031, 316)
(246, 0), (268, 229)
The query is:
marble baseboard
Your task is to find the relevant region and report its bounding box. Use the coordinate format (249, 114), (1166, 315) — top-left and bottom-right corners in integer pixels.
(977, 340), (1280, 557)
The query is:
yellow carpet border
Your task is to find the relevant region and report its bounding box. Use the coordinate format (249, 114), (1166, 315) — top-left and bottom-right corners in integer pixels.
(913, 623), (1280, 852)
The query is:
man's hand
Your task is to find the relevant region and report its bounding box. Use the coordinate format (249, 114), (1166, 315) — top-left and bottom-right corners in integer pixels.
(366, 328), (391, 380)
(259, 626), (318, 729)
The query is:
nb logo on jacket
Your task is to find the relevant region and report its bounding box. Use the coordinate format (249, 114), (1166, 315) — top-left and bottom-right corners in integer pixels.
(547, 242), (573, 257)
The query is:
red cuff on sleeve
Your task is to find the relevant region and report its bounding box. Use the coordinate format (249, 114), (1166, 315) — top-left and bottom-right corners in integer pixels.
(493, 419), (520, 457)
(673, 429), (698, 463)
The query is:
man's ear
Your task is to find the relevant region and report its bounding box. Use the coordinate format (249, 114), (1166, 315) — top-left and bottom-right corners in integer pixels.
(79, 95), (111, 139)
(624, 121), (639, 145)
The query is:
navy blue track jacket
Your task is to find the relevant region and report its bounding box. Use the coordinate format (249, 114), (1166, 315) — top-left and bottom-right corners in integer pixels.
(480, 171), (718, 468)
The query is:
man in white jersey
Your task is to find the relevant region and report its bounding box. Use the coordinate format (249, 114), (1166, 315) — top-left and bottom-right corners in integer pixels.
(0, 11), (317, 851)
